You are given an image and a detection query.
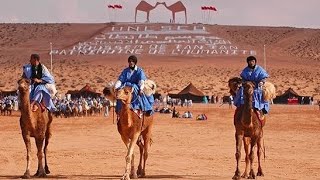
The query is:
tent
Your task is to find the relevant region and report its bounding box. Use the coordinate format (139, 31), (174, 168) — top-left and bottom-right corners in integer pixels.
(0, 90), (18, 98)
(273, 88), (311, 104)
(168, 83), (206, 103)
(66, 85), (101, 99)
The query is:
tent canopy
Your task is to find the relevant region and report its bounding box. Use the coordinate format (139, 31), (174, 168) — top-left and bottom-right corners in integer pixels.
(273, 88), (311, 104)
(168, 83), (206, 103)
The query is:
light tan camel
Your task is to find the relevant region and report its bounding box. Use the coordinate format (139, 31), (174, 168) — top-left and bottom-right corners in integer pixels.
(103, 85), (153, 180)
(159, 1), (187, 24)
(18, 78), (53, 178)
(135, 1), (162, 23)
(228, 77), (265, 179)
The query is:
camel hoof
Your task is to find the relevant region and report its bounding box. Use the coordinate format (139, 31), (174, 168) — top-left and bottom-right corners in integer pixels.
(232, 175), (241, 180)
(136, 168), (145, 177)
(34, 170), (47, 178)
(21, 170), (31, 179)
(248, 170), (255, 179)
(130, 173), (138, 179)
(121, 173), (130, 180)
(45, 165), (51, 174)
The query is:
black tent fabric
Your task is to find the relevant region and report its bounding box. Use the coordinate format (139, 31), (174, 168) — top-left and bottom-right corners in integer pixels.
(168, 83), (205, 103)
(67, 85), (101, 99)
(273, 88), (311, 104)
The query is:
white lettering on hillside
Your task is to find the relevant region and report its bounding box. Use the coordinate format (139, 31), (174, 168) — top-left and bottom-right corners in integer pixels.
(53, 25), (256, 56)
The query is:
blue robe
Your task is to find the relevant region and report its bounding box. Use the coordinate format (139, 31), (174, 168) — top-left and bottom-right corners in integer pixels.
(23, 64), (56, 112)
(234, 65), (270, 113)
(116, 66), (154, 114)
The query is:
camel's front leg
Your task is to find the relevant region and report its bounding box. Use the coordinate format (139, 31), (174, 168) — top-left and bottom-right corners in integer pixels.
(232, 132), (243, 180)
(248, 138), (257, 179)
(34, 138), (46, 178)
(122, 134), (140, 180)
(241, 137), (250, 178)
(21, 133), (31, 179)
(136, 136), (144, 177)
(256, 136), (264, 177)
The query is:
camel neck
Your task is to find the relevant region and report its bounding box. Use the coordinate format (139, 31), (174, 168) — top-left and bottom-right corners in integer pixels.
(243, 95), (252, 126)
(19, 92), (32, 118)
(120, 102), (133, 127)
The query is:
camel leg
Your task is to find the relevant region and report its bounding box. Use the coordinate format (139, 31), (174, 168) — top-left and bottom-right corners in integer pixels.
(21, 133), (31, 179)
(44, 117), (52, 175)
(256, 136), (264, 176)
(241, 137), (250, 178)
(136, 136), (144, 177)
(34, 138), (46, 178)
(141, 130), (152, 178)
(248, 138), (257, 179)
(122, 134), (140, 180)
(232, 132), (243, 180)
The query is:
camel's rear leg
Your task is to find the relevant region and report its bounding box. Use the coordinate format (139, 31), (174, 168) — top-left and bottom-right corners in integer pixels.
(139, 127), (152, 178)
(34, 138), (46, 178)
(44, 115), (52, 175)
(256, 136), (264, 176)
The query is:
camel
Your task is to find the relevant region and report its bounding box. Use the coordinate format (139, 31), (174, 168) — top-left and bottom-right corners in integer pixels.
(135, 1), (162, 23)
(103, 85), (154, 180)
(159, 1), (187, 24)
(228, 78), (265, 179)
(17, 78), (53, 178)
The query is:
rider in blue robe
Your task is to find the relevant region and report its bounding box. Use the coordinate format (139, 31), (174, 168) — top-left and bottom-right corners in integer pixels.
(22, 54), (56, 112)
(115, 55), (154, 115)
(234, 56), (270, 114)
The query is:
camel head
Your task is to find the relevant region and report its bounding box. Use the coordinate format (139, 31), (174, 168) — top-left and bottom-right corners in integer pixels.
(243, 81), (255, 98)
(116, 86), (133, 104)
(103, 81), (116, 102)
(17, 78), (31, 94)
(228, 77), (242, 96)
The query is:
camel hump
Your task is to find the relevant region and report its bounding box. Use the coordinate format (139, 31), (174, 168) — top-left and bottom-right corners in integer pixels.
(262, 81), (276, 101)
(143, 79), (156, 96)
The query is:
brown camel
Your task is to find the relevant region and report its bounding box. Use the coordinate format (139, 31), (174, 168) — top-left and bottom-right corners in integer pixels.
(18, 78), (53, 178)
(135, 1), (162, 23)
(103, 85), (153, 180)
(159, 1), (187, 24)
(228, 78), (265, 179)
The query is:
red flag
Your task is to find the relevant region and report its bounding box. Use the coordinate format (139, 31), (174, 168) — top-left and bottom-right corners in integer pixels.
(108, 5), (115, 9)
(211, 6), (217, 11)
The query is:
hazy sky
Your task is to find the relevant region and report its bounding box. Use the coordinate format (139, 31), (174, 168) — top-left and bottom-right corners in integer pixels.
(0, 0), (319, 28)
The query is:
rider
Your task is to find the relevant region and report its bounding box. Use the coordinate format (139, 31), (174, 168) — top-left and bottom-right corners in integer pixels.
(22, 54), (56, 112)
(114, 55), (154, 116)
(233, 56), (270, 114)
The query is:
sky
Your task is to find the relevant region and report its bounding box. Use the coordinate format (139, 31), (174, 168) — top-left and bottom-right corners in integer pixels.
(0, 0), (319, 29)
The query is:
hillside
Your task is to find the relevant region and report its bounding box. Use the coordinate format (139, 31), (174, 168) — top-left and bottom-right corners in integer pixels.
(0, 23), (319, 99)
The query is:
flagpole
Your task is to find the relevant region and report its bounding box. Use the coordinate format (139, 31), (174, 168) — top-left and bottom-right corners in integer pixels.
(263, 44), (267, 70)
(50, 42), (53, 73)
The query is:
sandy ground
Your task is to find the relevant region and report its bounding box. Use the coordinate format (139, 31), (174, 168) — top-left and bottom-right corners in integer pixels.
(0, 104), (319, 180)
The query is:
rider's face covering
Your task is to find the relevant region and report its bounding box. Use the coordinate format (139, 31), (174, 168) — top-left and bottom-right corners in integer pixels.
(247, 60), (256, 69)
(128, 60), (136, 70)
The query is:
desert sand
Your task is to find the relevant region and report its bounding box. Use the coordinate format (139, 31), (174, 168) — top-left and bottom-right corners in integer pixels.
(0, 104), (319, 179)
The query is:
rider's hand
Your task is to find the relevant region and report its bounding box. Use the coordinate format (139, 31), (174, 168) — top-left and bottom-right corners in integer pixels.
(258, 81), (264, 87)
(33, 78), (42, 83)
(139, 90), (144, 95)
